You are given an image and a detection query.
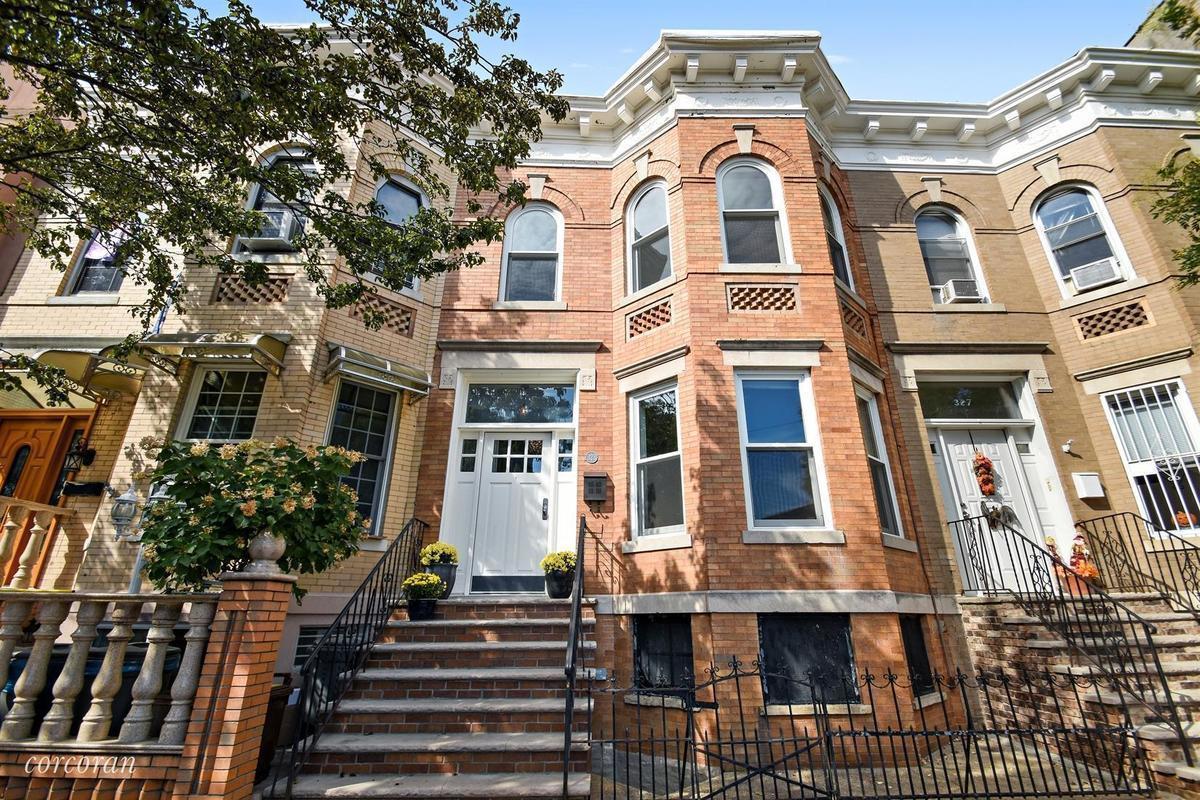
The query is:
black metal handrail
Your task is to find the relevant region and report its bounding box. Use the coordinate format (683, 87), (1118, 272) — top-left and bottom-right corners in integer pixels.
(265, 516), (427, 798)
(950, 512), (1193, 766)
(562, 514), (588, 799)
(1077, 512), (1200, 622)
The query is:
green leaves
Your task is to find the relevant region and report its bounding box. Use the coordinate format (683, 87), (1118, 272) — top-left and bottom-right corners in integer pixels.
(0, 0), (566, 397)
(1154, 1), (1200, 287)
(137, 437), (367, 597)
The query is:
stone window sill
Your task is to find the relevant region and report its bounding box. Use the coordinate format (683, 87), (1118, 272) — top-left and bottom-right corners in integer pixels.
(1057, 277), (1147, 310)
(358, 536), (389, 552)
(621, 532), (693, 554)
(624, 693), (697, 711)
(882, 534), (918, 553)
(719, 263), (802, 274)
(931, 303), (1007, 313)
(492, 300), (567, 311)
(762, 703), (872, 717)
(618, 274), (680, 309)
(742, 528), (845, 545)
(915, 692), (945, 710)
(46, 294), (121, 306)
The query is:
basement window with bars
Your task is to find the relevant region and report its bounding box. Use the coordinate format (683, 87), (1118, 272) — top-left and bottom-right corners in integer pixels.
(899, 615), (935, 697)
(633, 614), (694, 696)
(292, 625), (328, 670)
(1103, 380), (1200, 533)
(758, 613), (858, 705)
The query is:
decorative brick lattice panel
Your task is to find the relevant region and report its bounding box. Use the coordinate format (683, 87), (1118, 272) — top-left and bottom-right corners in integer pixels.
(212, 274), (290, 304)
(727, 284), (797, 312)
(350, 293), (416, 337)
(627, 298), (672, 339)
(840, 300), (869, 339)
(1075, 301), (1150, 340)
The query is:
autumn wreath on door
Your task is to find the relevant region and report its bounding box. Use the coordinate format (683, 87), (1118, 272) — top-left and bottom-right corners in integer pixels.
(973, 452), (996, 496)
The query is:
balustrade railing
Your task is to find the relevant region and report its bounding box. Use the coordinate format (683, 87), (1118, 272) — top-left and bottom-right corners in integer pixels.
(0, 497), (76, 590)
(1076, 512), (1200, 622)
(0, 590), (218, 746)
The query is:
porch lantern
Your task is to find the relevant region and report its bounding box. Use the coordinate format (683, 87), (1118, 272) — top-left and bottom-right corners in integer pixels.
(62, 438), (96, 472)
(110, 485), (140, 540)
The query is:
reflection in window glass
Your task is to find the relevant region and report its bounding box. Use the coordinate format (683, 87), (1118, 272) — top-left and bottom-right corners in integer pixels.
(630, 185), (672, 292)
(737, 375), (823, 526)
(719, 162), (783, 264)
(917, 383), (1019, 420)
(185, 370), (267, 441)
(465, 384), (575, 424)
(328, 381), (396, 528)
(633, 387), (684, 534)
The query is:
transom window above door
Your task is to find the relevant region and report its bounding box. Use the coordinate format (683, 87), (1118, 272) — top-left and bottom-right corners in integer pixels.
(501, 204), (562, 302)
(917, 382), (1020, 421)
(465, 384), (575, 424)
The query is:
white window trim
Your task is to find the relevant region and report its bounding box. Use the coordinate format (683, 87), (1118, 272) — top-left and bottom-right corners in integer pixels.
(498, 202), (564, 303)
(1032, 183), (1134, 300)
(734, 370), (832, 531)
(629, 381), (687, 540)
(176, 364), (268, 443)
(855, 385), (904, 539)
(236, 146), (316, 255)
(626, 180), (673, 296)
(715, 158), (794, 267)
(818, 185), (854, 292)
(370, 174), (427, 299)
(322, 376), (400, 538)
(915, 205), (991, 304)
(1100, 378), (1200, 534)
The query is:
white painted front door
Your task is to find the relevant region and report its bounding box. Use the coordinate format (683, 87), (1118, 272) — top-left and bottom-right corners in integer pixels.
(942, 429), (1043, 591)
(470, 432), (554, 593)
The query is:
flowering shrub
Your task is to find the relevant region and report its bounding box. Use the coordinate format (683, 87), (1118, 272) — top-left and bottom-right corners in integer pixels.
(420, 542), (459, 566)
(401, 571), (446, 599)
(138, 437), (366, 596)
(539, 551), (576, 575)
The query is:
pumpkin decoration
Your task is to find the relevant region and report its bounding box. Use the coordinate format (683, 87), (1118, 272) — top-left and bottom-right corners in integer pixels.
(973, 452), (996, 496)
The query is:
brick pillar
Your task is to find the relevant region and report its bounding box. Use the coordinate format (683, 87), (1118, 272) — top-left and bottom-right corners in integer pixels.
(171, 570), (296, 800)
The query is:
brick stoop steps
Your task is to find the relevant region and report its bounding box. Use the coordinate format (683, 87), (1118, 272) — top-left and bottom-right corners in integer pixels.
(963, 591), (1200, 799)
(282, 597), (596, 799)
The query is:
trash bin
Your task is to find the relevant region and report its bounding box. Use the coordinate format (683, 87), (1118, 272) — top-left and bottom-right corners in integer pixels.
(256, 672), (295, 782)
(6, 644), (181, 738)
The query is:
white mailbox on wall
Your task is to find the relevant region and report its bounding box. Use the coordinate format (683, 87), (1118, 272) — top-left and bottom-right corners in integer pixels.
(1072, 472), (1105, 500)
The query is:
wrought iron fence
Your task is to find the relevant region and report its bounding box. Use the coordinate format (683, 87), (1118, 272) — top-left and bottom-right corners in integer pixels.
(586, 659), (1152, 799)
(1076, 511), (1200, 621)
(949, 512), (1193, 766)
(263, 516), (426, 799)
(563, 514), (589, 798)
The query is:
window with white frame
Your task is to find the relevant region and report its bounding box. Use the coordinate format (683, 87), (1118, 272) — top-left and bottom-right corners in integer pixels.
(628, 182), (672, 293)
(855, 387), (902, 537)
(182, 368), (267, 441)
(718, 160), (785, 265)
(735, 372), (827, 528)
(501, 203), (561, 301)
(70, 231), (126, 294)
(240, 153), (317, 253)
(916, 207), (986, 304)
(1103, 380), (1200, 532)
(630, 384), (685, 536)
(1034, 186), (1127, 295)
(374, 178), (423, 290)
(327, 380), (397, 530)
(819, 188), (853, 288)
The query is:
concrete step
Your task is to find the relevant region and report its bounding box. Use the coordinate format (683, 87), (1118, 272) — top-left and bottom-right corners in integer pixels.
(281, 771), (591, 798)
(313, 731), (589, 754)
(393, 597), (595, 623)
(1150, 759), (1200, 783)
(1050, 661), (1200, 677)
(379, 617), (593, 644)
(303, 732), (590, 776)
(346, 666), (599, 700)
(336, 697), (590, 715)
(1135, 720), (1200, 743)
(1027, 633), (1200, 650)
(328, 697), (591, 735)
(366, 640), (595, 669)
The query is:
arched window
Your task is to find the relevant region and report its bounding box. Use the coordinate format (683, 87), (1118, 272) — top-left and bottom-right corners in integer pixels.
(819, 188), (853, 288)
(501, 203), (562, 302)
(240, 151), (316, 253)
(718, 160), (786, 264)
(628, 182), (672, 293)
(916, 207), (987, 304)
(1034, 186), (1127, 294)
(70, 231), (126, 294)
(374, 178), (423, 289)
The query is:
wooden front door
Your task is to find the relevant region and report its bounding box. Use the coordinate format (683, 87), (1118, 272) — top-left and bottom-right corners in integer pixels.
(0, 411), (92, 584)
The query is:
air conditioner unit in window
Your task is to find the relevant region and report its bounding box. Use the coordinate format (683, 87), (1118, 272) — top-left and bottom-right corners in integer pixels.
(938, 279), (983, 304)
(1069, 257), (1122, 292)
(239, 209), (302, 253)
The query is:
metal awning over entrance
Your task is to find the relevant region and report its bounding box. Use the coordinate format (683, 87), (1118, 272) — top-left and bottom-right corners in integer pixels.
(131, 332), (290, 376)
(324, 343), (431, 399)
(0, 340), (147, 405)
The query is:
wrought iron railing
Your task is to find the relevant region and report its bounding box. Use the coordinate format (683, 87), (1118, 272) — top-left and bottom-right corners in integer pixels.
(562, 514), (588, 799)
(587, 659), (1153, 799)
(1076, 511), (1200, 622)
(950, 512), (1193, 766)
(265, 516), (427, 798)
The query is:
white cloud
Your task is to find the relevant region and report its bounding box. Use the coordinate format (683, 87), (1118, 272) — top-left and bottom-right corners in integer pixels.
(569, 62), (592, 69)
(826, 53), (853, 65)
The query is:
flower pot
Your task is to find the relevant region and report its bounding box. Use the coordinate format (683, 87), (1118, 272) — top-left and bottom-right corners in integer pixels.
(1062, 574), (1090, 596)
(544, 570), (574, 599)
(428, 563), (456, 599)
(407, 597), (437, 621)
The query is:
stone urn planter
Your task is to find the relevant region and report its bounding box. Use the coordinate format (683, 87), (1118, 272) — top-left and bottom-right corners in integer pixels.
(246, 531), (286, 574)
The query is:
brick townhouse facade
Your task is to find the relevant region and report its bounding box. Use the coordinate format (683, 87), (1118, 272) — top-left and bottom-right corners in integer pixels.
(4, 25), (1200, 794)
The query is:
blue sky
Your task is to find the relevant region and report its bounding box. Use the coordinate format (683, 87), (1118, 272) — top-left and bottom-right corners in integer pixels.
(246, 1), (1153, 102)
